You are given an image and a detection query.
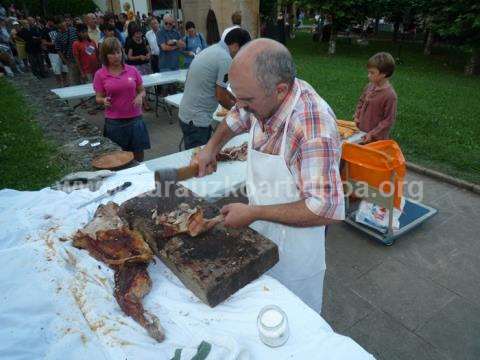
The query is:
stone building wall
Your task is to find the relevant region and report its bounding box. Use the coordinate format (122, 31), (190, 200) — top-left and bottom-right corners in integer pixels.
(182, 0), (259, 41)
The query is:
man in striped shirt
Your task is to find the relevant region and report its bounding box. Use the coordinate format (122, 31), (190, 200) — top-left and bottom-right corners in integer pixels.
(55, 17), (80, 85)
(196, 38), (344, 312)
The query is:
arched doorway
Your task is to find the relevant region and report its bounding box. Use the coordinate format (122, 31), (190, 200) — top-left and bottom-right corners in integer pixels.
(206, 9), (220, 45)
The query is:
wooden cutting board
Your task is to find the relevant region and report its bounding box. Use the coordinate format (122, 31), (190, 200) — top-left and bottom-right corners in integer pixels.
(119, 185), (279, 307)
(92, 151), (134, 170)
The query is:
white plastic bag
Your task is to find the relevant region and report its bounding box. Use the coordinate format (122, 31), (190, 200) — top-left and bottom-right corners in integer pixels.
(355, 198), (404, 232)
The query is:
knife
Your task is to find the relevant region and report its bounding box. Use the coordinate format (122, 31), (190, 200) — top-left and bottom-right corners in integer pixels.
(77, 181), (132, 209)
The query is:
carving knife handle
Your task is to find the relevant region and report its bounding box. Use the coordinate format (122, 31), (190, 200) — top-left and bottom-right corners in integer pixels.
(177, 163), (199, 181)
(107, 181), (132, 196)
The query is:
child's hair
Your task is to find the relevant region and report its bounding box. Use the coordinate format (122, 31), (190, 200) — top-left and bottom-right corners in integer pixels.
(367, 52), (395, 78)
(76, 23), (88, 34)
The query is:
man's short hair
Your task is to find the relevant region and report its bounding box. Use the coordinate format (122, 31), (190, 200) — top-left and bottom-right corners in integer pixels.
(254, 45), (296, 94)
(185, 21), (195, 30)
(225, 28), (251, 47)
(367, 52), (395, 77)
(231, 11), (242, 25)
(148, 16), (158, 26)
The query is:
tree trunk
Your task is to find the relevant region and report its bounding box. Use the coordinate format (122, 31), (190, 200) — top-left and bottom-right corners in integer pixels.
(393, 21), (400, 42)
(464, 47), (480, 76)
(423, 30), (434, 55)
(172, 0), (179, 23)
(41, 0), (48, 17)
(374, 17), (380, 34)
(328, 31), (337, 55)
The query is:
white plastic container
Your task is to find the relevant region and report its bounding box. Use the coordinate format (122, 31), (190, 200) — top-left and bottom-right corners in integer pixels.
(257, 305), (289, 347)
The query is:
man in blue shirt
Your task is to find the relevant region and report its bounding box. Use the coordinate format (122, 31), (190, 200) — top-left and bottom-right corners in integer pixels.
(157, 14), (184, 71)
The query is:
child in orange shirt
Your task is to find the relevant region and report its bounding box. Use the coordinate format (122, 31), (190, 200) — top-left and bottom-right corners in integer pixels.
(354, 52), (397, 143)
(72, 24), (99, 83)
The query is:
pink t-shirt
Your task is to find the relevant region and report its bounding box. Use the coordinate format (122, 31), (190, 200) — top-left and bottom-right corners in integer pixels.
(93, 64), (142, 119)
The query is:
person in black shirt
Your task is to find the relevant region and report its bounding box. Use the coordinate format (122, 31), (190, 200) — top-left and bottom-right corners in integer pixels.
(124, 24), (150, 74)
(124, 23), (151, 111)
(23, 17), (45, 77)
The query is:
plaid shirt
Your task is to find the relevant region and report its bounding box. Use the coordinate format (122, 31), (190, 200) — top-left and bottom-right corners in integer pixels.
(226, 79), (345, 220)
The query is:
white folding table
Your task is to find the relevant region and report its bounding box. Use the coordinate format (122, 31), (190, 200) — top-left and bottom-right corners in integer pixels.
(50, 69), (188, 115)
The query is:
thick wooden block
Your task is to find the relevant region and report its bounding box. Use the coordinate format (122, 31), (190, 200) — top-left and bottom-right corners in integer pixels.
(119, 186), (278, 307)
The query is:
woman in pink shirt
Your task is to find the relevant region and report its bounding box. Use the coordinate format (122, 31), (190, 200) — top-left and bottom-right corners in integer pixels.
(93, 37), (150, 162)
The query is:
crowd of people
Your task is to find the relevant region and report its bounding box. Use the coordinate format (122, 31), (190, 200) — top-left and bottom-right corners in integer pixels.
(0, 8), (208, 84)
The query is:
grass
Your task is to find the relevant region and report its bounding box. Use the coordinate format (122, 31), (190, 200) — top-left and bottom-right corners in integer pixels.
(287, 32), (480, 184)
(0, 78), (71, 190)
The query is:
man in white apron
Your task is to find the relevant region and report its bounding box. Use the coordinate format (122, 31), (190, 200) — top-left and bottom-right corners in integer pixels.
(196, 39), (345, 313)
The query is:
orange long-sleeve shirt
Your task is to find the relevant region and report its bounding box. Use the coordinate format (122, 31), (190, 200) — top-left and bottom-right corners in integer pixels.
(354, 82), (397, 140)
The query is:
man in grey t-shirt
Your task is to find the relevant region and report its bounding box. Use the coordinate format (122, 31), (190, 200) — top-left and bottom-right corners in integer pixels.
(179, 28), (251, 149)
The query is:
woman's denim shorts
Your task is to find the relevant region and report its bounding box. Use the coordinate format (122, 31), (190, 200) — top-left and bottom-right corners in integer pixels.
(103, 116), (151, 152)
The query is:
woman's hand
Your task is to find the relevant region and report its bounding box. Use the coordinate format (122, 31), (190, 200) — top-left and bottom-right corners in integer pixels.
(133, 94), (143, 107)
(103, 97), (112, 107)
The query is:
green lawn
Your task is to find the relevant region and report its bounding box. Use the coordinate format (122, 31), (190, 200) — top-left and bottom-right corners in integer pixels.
(0, 78), (70, 190)
(288, 33), (480, 184)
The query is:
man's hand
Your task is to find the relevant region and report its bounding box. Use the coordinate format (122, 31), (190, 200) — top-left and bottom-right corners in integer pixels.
(194, 147), (217, 177)
(221, 203), (257, 228)
(354, 117), (360, 128)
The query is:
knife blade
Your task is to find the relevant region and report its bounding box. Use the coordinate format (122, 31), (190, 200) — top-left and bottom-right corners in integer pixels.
(77, 181), (132, 209)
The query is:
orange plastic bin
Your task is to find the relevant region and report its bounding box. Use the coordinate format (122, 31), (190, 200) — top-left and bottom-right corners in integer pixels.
(341, 140), (406, 209)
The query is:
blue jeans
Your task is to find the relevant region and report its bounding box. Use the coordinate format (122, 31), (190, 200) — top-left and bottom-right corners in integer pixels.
(179, 120), (212, 150)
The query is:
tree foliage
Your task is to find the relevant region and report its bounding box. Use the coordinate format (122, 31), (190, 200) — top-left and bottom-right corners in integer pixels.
(7, 0), (97, 17)
(429, 0), (480, 47)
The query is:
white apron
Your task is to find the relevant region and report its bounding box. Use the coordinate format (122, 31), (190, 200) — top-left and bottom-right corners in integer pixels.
(246, 92), (326, 313)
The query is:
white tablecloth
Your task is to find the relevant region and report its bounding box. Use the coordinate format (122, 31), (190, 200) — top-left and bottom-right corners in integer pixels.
(0, 166), (374, 360)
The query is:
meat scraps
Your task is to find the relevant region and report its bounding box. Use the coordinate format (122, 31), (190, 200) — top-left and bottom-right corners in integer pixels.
(153, 202), (223, 238)
(73, 202), (165, 342)
(216, 142), (248, 162)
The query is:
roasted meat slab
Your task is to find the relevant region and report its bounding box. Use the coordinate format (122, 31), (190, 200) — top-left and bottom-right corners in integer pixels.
(73, 202), (165, 342)
(153, 203), (223, 238)
(216, 142), (248, 162)
(191, 142), (248, 163)
(114, 263), (164, 342)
